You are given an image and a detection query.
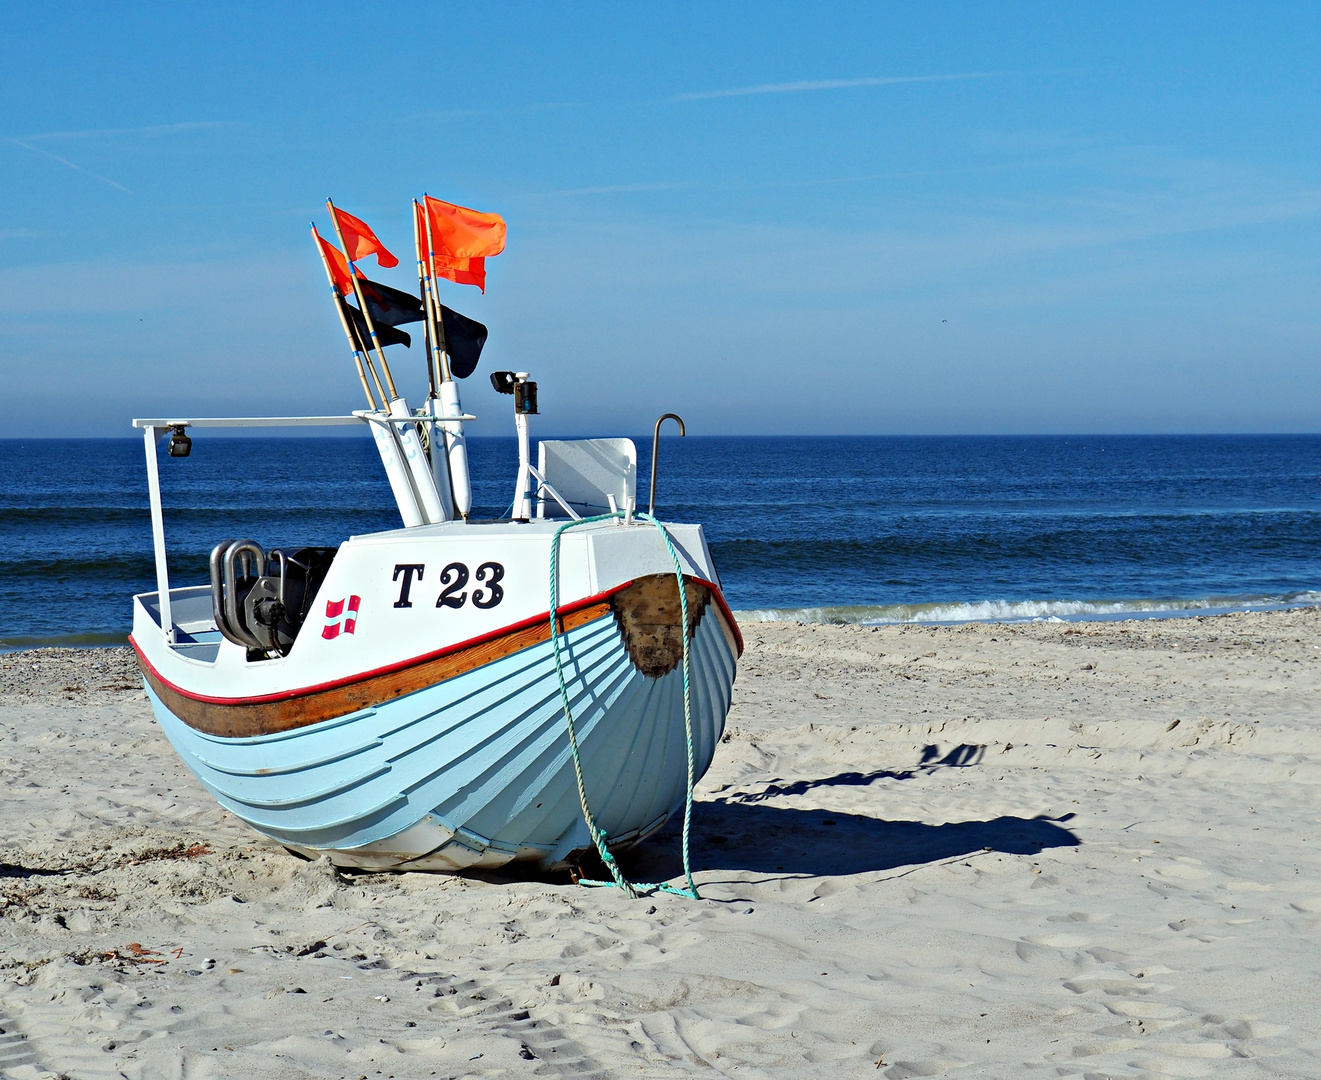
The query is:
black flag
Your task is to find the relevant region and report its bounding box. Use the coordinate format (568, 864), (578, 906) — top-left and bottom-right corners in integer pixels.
(345, 301), (411, 349)
(356, 276), (486, 375)
(358, 277), (424, 327)
(440, 304), (487, 378)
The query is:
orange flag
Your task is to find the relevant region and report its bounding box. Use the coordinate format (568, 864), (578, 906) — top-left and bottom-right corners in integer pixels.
(329, 204), (399, 268)
(312, 226), (362, 296)
(422, 195), (505, 291)
(423, 195), (506, 258)
(433, 253), (488, 291)
(414, 198), (482, 291)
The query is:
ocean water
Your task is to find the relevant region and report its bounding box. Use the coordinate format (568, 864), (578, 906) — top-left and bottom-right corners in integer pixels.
(1, 434), (1319, 647)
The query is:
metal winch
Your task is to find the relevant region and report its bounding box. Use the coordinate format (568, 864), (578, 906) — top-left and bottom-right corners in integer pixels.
(209, 539), (337, 655)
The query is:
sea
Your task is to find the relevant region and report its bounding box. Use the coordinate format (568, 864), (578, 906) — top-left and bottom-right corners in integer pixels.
(2, 434), (1320, 649)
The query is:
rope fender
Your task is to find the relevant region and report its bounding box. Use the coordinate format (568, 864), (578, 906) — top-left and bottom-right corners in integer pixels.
(548, 511), (700, 900)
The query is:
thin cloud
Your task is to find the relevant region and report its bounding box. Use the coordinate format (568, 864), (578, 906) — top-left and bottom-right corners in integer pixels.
(403, 101), (577, 122)
(11, 141), (131, 193)
(668, 69), (1062, 103)
(528, 160), (1060, 200)
(537, 180), (708, 197)
(2, 120), (237, 193)
(11, 121), (238, 143)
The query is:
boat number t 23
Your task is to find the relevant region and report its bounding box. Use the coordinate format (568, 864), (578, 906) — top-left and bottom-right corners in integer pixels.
(392, 563), (505, 611)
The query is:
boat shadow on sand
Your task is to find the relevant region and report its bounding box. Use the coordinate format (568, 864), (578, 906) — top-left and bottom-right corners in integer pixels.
(624, 805), (1079, 882)
(616, 743), (1080, 882)
(463, 744), (1079, 886)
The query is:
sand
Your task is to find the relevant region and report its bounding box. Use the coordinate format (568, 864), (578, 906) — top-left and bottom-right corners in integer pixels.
(1, 608), (1320, 1078)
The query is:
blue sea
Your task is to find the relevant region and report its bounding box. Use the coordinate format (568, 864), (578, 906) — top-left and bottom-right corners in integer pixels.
(2, 435), (1320, 648)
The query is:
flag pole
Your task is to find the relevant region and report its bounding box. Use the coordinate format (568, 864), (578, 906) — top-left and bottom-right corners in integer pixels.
(413, 201), (439, 400)
(327, 198), (448, 525)
(311, 224), (427, 527)
(328, 198), (400, 401)
(421, 193), (473, 519)
(344, 300), (391, 407)
(413, 200), (456, 516)
(311, 225), (377, 410)
(422, 200), (452, 384)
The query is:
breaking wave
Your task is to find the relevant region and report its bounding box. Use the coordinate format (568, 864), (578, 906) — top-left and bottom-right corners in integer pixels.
(735, 591), (1321, 626)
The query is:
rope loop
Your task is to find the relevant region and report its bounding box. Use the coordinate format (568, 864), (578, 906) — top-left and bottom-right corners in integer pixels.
(548, 511), (700, 900)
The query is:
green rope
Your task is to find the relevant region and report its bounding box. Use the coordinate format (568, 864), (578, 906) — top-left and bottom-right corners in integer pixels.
(548, 511), (700, 900)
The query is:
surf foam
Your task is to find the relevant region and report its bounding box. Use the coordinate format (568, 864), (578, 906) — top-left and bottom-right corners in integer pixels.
(736, 591), (1321, 626)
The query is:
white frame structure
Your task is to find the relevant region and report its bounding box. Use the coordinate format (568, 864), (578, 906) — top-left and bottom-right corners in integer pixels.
(132, 415), (398, 644)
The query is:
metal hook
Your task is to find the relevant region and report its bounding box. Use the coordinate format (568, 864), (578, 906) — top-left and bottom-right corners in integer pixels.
(649, 413), (686, 518)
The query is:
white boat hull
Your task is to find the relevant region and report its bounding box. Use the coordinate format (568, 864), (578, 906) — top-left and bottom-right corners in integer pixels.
(145, 602), (736, 869)
(132, 519), (741, 872)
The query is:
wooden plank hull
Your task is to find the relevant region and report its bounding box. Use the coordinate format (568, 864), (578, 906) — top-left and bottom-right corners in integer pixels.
(143, 603), (738, 870)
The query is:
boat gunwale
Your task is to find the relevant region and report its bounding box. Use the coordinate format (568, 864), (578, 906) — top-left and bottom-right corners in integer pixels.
(132, 575), (742, 709)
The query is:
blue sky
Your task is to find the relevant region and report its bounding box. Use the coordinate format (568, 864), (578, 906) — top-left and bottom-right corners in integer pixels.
(3, 3), (1320, 436)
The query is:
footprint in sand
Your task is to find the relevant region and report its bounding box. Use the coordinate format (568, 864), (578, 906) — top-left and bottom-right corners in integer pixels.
(1153, 863), (1212, 881)
(0, 1006), (40, 1075)
(1104, 998), (1186, 1020)
(883, 1060), (964, 1079)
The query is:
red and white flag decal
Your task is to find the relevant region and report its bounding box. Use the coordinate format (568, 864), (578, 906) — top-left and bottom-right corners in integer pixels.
(322, 595), (361, 639)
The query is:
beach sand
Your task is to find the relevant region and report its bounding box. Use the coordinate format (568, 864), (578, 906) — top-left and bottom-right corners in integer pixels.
(0, 608), (1319, 1078)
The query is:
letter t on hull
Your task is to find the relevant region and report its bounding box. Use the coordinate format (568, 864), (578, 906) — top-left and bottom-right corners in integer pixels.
(393, 564), (425, 608)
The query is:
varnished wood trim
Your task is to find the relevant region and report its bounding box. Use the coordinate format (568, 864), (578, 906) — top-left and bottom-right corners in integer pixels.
(136, 602), (610, 739)
(609, 575), (712, 678)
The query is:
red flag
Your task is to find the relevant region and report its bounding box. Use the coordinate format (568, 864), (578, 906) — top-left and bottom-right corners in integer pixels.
(423, 195), (506, 259)
(432, 253), (487, 292)
(312, 226), (362, 296)
(329, 204), (399, 268)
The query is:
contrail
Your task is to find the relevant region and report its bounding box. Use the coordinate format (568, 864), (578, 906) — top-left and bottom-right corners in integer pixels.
(12, 140), (132, 193)
(15, 120), (236, 143)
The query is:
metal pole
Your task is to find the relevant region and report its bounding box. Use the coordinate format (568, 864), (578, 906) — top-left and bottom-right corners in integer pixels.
(649, 413), (686, 518)
(514, 407), (532, 521)
(143, 425), (174, 643)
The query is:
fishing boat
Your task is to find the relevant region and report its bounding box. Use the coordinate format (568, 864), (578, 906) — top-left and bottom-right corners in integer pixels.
(128, 196), (741, 875)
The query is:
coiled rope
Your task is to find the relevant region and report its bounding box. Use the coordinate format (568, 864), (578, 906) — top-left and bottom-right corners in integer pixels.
(548, 511), (700, 900)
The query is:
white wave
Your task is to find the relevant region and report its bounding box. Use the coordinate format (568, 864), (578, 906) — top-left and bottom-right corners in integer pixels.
(735, 591), (1321, 627)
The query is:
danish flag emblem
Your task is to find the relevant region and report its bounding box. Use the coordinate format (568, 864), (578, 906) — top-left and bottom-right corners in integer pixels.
(322, 595), (361, 639)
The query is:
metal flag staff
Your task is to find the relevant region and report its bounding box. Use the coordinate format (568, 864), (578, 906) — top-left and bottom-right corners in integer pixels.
(327, 198), (449, 525)
(311, 224), (426, 527)
(420, 195), (474, 520)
